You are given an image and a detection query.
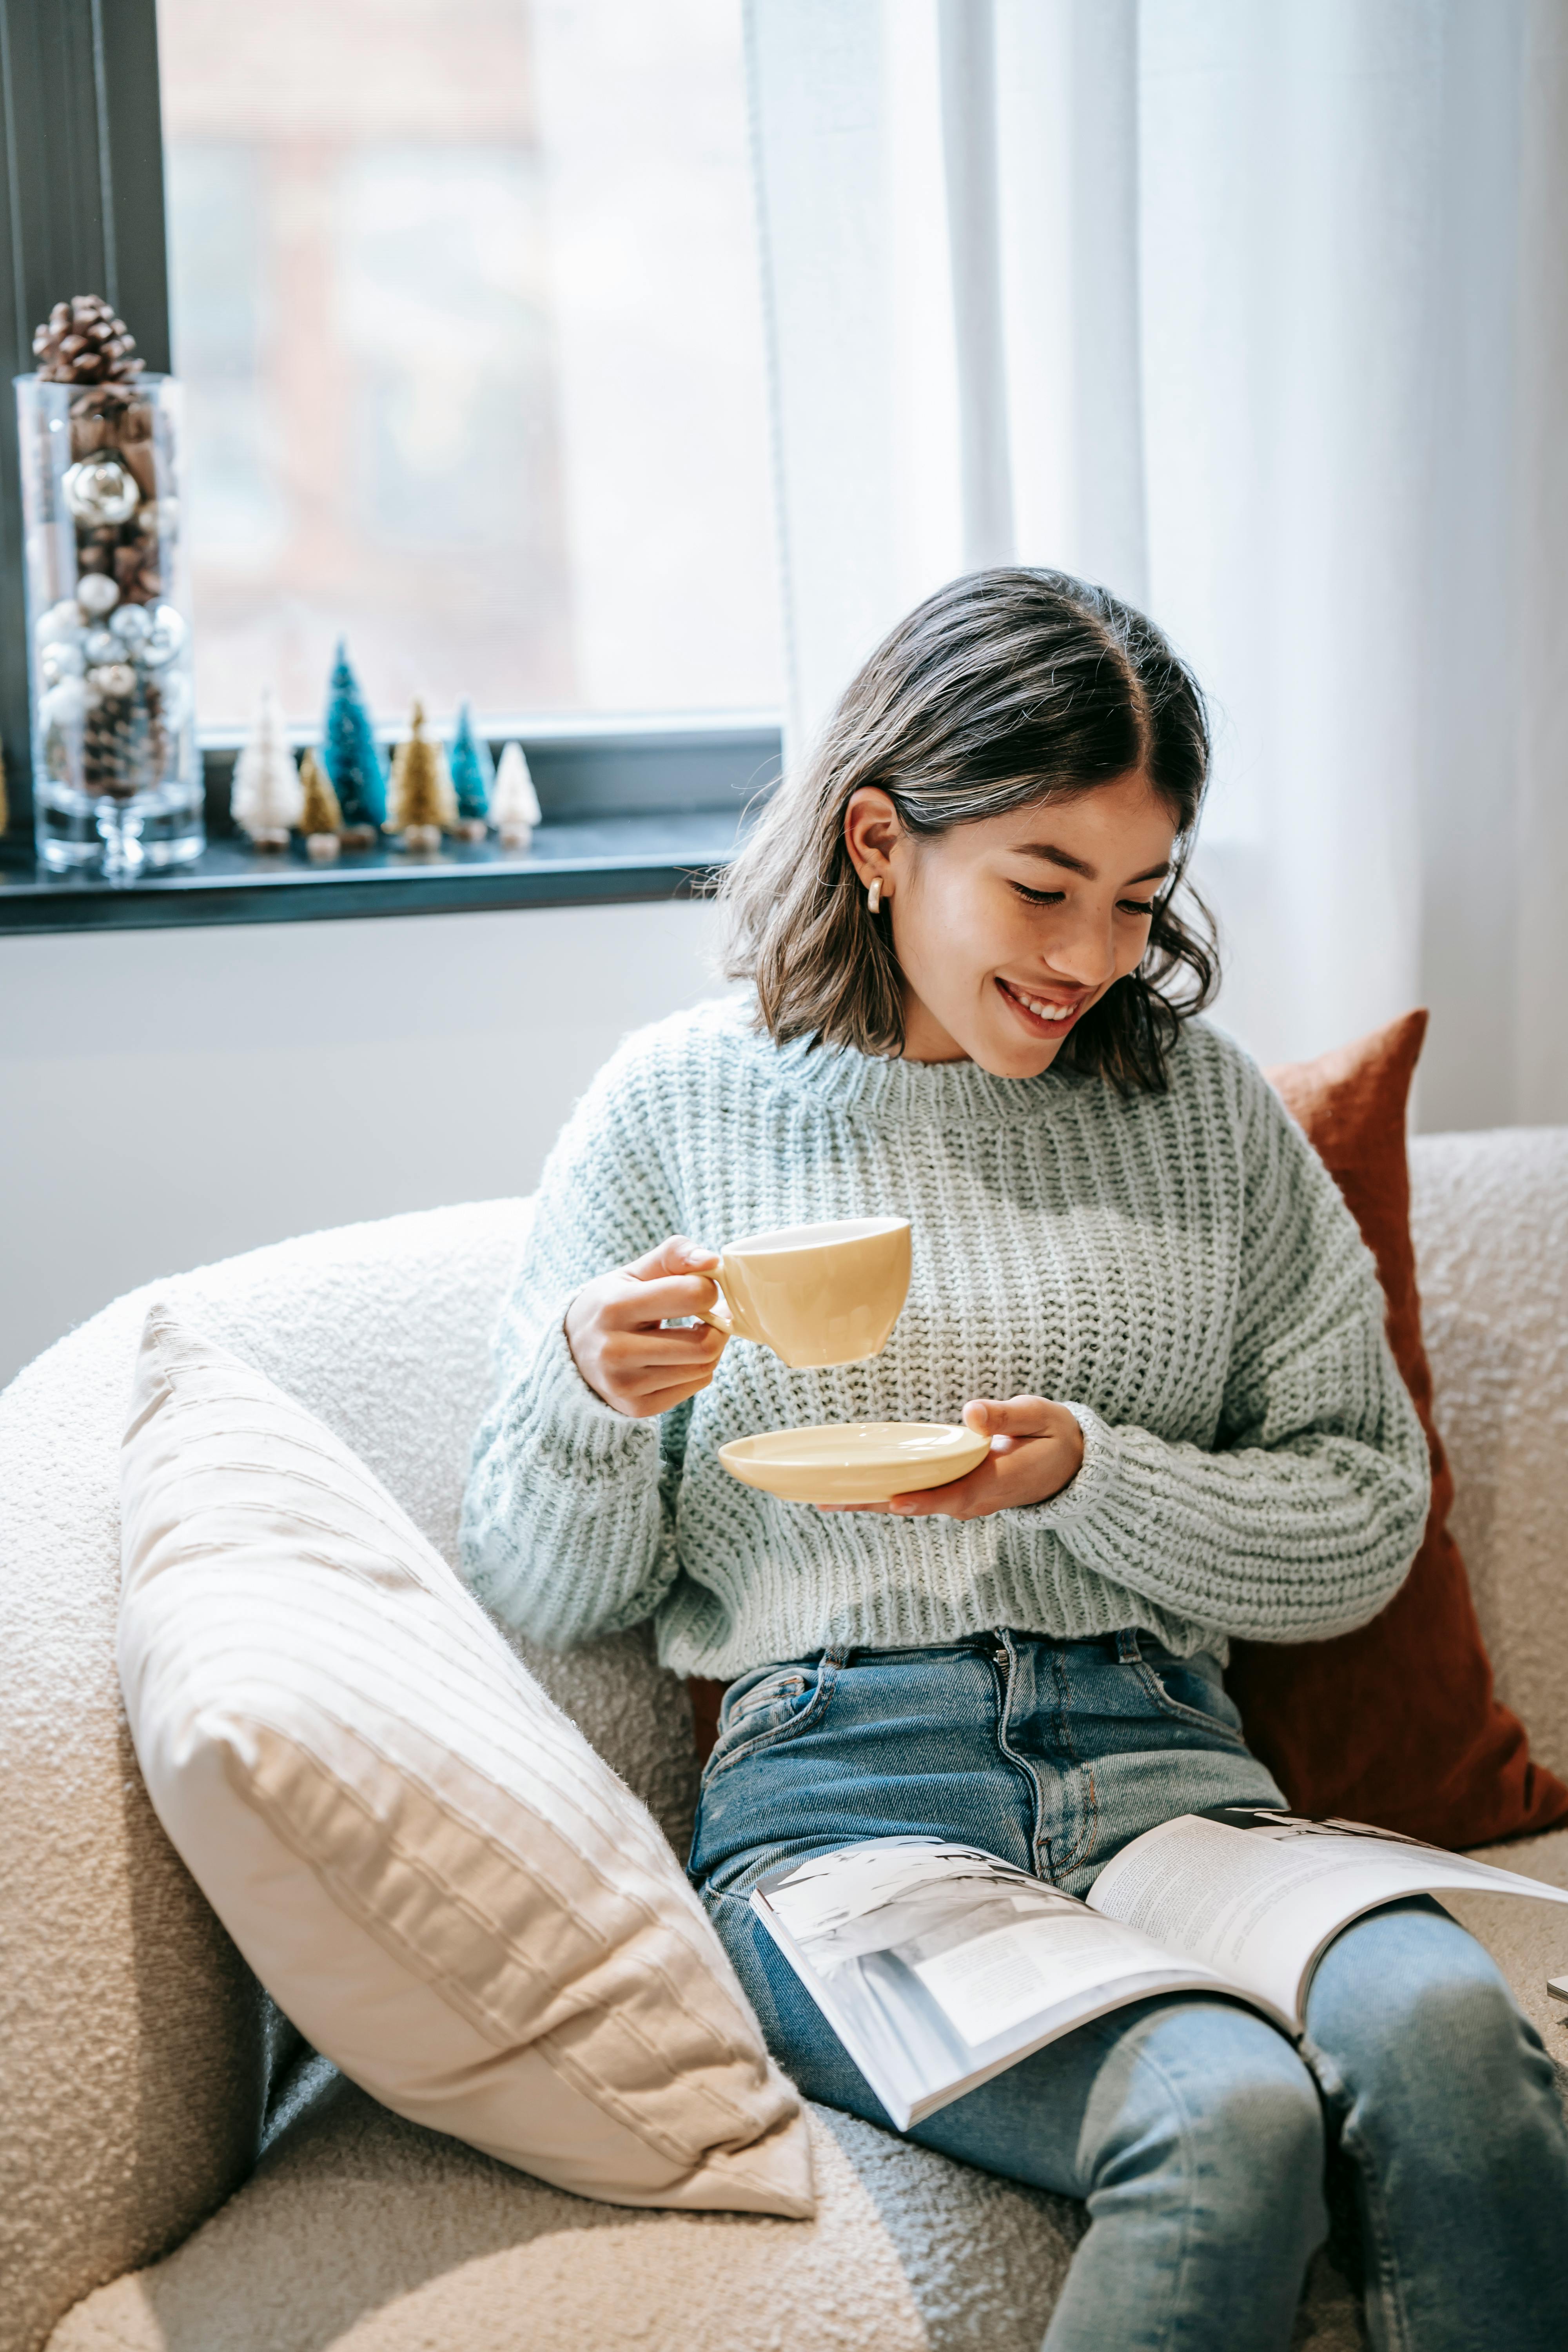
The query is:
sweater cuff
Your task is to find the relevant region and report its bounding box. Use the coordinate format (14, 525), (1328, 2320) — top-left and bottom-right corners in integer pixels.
(1009, 1403), (1123, 1532)
(530, 1311), (648, 1454)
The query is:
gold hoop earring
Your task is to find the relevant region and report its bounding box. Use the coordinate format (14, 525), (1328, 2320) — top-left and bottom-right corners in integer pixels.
(867, 877), (884, 914)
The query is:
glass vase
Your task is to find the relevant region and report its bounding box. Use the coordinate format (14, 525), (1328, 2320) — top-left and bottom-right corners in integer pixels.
(16, 372), (201, 875)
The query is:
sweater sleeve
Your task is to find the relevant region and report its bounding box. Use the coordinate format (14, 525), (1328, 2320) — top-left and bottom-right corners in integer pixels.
(1009, 1052), (1432, 1643)
(459, 1037), (693, 1648)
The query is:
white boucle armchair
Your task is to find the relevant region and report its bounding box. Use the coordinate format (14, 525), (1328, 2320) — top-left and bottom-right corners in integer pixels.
(4, 1132), (1568, 2352)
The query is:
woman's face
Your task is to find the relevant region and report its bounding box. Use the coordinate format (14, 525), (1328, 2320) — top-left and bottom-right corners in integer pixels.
(845, 772), (1179, 1074)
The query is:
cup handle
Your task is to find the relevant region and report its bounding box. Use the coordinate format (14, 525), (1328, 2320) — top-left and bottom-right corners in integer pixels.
(695, 1291), (734, 1338)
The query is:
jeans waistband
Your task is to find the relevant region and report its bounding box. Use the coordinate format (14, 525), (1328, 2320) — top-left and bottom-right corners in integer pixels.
(820, 1628), (1147, 1668)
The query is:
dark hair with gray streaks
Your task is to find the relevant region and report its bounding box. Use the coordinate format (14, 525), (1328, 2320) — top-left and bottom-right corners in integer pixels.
(719, 566), (1217, 1093)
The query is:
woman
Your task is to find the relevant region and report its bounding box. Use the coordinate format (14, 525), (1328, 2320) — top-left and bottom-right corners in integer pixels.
(462, 570), (1568, 2350)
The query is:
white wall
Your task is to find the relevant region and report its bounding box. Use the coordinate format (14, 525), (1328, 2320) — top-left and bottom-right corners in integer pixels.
(0, 901), (727, 1392)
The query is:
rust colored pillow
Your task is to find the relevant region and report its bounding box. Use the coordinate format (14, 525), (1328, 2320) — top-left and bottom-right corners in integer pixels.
(1226, 1009), (1568, 1848)
(689, 1676), (725, 1770)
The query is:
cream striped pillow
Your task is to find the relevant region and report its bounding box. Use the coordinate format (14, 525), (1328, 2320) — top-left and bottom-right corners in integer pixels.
(117, 1306), (813, 2218)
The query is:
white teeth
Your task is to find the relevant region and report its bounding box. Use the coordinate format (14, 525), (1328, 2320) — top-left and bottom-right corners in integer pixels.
(1006, 982), (1074, 1023)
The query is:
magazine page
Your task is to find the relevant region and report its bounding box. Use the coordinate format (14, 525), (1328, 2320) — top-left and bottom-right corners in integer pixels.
(750, 1837), (1284, 2130)
(1088, 1806), (1568, 2027)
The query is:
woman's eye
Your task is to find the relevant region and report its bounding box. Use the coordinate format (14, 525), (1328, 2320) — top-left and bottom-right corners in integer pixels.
(1012, 882), (1159, 914)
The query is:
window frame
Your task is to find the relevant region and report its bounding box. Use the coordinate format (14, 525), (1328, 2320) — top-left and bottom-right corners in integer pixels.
(0, 0), (170, 842)
(0, 0), (781, 891)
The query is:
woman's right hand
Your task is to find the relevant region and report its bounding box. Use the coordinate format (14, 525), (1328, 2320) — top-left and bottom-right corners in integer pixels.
(564, 1236), (727, 1417)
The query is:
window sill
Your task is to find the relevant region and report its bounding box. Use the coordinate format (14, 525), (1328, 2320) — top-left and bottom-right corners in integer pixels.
(0, 807), (748, 936)
(0, 715), (780, 936)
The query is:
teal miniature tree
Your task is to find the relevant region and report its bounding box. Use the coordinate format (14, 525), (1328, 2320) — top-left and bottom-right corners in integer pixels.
(448, 701), (494, 838)
(321, 642), (387, 839)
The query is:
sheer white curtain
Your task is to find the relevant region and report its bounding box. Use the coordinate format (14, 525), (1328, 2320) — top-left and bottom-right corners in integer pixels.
(745, 0), (1568, 1128)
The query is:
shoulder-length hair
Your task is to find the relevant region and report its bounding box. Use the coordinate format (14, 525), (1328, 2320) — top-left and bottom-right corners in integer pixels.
(720, 567), (1217, 1094)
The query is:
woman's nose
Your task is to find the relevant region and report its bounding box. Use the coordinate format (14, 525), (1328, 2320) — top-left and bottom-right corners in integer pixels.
(1043, 904), (1119, 990)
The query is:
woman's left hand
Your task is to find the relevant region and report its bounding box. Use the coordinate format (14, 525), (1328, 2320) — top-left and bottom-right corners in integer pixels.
(821, 1396), (1085, 1520)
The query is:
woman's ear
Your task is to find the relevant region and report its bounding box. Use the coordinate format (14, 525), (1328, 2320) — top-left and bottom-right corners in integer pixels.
(843, 786), (904, 893)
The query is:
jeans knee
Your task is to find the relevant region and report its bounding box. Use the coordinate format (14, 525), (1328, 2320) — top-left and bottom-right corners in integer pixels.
(1308, 1904), (1541, 2138)
(1189, 2052), (1326, 2218)
(1100, 2010), (1326, 2242)
(1408, 1962), (1526, 2065)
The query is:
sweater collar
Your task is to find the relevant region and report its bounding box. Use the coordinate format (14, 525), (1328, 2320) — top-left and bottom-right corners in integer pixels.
(763, 1022), (1083, 1123)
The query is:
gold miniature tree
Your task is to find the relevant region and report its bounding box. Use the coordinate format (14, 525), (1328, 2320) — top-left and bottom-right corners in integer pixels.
(298, 747), (343, 861)
(387, 700), (457, 851)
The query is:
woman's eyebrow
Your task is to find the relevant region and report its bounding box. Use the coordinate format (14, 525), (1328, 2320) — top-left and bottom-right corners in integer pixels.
(1016, 844), (1172, 885)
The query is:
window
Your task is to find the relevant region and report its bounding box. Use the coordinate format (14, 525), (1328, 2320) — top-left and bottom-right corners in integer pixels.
(156, 0), (784, 730)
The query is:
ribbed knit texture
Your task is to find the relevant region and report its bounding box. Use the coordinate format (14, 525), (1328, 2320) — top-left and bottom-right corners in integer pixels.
(460, 1000), (1430, 1681)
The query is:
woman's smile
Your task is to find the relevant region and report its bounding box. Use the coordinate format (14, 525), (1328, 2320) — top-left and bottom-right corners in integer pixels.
(995, 976), (1090, 1034)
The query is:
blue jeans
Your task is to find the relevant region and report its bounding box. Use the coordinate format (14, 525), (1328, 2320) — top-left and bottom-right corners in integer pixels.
(690, 1633), (1568, 2352)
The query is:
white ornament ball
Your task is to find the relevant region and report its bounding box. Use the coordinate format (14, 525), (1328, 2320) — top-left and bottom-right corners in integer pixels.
(36, 599), (83, 647)
(63, 456), (140, 528)
(83, 627), (119, 664)
(76, 572), (121, 618)
(109, 603), (152, 645)
(141, 605), (186, 667)
(89, 662), (137, 699)
(40, 641), (85, 683)
(40, 677), (87, 728)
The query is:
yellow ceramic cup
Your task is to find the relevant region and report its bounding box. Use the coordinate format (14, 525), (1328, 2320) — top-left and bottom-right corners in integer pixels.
(696, 1216), (911, 1368)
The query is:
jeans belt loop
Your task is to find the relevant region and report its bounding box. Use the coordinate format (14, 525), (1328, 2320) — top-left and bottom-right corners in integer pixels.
(1114, 1627), (1142, 1664)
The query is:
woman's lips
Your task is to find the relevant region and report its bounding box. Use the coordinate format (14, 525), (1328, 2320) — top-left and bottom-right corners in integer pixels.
(996, 976), (1087, 1034)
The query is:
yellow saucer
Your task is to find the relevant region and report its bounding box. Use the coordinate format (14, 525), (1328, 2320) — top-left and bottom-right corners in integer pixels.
(718, 1421), (990, 1507)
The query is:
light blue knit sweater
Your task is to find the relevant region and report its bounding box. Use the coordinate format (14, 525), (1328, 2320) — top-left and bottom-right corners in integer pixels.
(460, 999), (1429, 1681)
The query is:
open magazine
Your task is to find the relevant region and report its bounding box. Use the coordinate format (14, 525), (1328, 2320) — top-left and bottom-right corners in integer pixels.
(750, 1808), (1568, 2130)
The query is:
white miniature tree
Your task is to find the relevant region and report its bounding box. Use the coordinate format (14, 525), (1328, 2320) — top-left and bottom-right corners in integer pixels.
(231, 685), (304, 849)
(491, 740), (541, 848)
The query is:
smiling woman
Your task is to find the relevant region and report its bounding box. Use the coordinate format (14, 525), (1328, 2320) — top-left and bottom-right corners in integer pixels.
(840, 773), (1178, 1075)
(719, 569), (1215, 1090)
(460, 559), (1568, 2351)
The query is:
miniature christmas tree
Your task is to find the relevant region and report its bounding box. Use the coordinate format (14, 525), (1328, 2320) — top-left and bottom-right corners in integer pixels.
(231, 686), (303, 849)
(297, 747), (343, 862)
(321, 642), (386, 845)
(387, 699), (455, 852)
(448, 701), (494, 840)
(491, 740), (541, 849)
(434, 735), (459, 828)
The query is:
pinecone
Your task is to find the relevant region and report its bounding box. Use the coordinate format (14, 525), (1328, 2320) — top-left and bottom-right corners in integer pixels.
(33, 295), (143, 385)
(83, 695), (129, 797)
(113, 540), (162, 604)
(83, 676), (164, 800)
